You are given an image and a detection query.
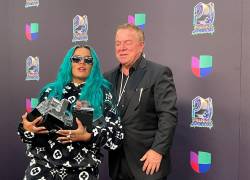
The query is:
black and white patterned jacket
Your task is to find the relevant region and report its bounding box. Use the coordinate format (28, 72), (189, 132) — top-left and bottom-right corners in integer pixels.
(18, 82), (123, 174)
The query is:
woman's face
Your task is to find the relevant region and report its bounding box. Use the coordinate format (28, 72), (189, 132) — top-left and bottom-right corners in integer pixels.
(71, 47), (93, 84)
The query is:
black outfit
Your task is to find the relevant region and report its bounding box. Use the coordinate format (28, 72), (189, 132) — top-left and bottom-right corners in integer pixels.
(18, 82), (123, 180)
(105, 56), (177, 180)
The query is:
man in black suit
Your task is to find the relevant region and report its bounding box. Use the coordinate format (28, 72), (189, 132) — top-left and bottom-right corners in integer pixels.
(105, 23), (177, 180)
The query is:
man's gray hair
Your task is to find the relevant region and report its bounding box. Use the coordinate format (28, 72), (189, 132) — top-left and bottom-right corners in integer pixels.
(115, 23), (145, 42)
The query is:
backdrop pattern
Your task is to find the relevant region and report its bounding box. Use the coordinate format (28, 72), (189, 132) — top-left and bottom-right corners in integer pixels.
(0, 0), (248, 180)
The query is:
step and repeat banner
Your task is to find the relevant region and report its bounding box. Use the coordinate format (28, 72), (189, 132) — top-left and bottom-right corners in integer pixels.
(0, 0), (249, 179)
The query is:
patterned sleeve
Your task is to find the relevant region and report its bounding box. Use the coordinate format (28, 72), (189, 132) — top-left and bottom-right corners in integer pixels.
(17, 88), (52, 144)
(89, 89), (124, 151)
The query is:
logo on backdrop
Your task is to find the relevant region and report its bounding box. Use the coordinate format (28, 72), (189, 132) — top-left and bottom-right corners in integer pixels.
(25, 0), (39, 8)
(192, 2), (215, 35)
(26, 98), (39, 113)
(25, 56), (39, 81)
(190, 151), (212, 173)
(72, 15), (88, 43)
(128, 13), (146, 30)
(192, 55), (213, 78)
(190, 96), (213, 129)
(25, 23), (39, 41)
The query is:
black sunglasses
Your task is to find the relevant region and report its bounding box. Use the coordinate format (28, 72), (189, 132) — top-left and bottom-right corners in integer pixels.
(70, 55), (93, 64)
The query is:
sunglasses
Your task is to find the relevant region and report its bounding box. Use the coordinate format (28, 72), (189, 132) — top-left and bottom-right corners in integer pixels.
(70, 55), (93, 64)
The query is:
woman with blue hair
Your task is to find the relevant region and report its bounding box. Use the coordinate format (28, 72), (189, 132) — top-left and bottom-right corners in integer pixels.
(18, 45), (123, 180)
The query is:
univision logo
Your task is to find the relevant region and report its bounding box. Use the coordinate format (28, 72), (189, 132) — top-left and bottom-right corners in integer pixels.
(190, 151), (212, 173)
(192, 55), (213, 78)
(128, 13), (146, 30)
(25, 23), (39, 41)
(26, 98), (39, 113)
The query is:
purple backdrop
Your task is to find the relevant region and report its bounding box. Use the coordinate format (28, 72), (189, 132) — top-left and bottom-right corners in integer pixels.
(0, 0), (248, 180)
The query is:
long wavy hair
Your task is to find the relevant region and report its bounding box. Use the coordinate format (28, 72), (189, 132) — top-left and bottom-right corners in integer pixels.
(39, 45), (111, 120)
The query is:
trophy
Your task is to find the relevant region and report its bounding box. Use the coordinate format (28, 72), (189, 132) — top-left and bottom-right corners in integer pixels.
(72, 100), (93, 133)
(27, 98), (73, 130)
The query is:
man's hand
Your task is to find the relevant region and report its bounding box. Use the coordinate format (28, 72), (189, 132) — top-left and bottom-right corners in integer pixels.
(56, 118), (92, 144)
(22, 112), (48, 134)
(140, 149), (163, 175)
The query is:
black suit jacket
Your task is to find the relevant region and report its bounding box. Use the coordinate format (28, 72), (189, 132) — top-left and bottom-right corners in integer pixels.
(105, 57), (177, 180)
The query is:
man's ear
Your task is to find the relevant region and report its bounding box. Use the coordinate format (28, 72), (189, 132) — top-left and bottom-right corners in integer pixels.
(140, 41), (145, 51)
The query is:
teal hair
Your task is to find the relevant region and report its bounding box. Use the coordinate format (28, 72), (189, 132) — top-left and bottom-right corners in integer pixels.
(40, 45), (111, 121)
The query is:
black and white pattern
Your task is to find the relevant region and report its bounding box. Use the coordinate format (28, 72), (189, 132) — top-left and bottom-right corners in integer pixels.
(18, 82), (123, 180)
(24, 131), (35, 139)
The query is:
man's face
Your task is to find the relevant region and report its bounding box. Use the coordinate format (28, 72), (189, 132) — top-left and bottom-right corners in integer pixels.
(115, 28), (144, 67)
